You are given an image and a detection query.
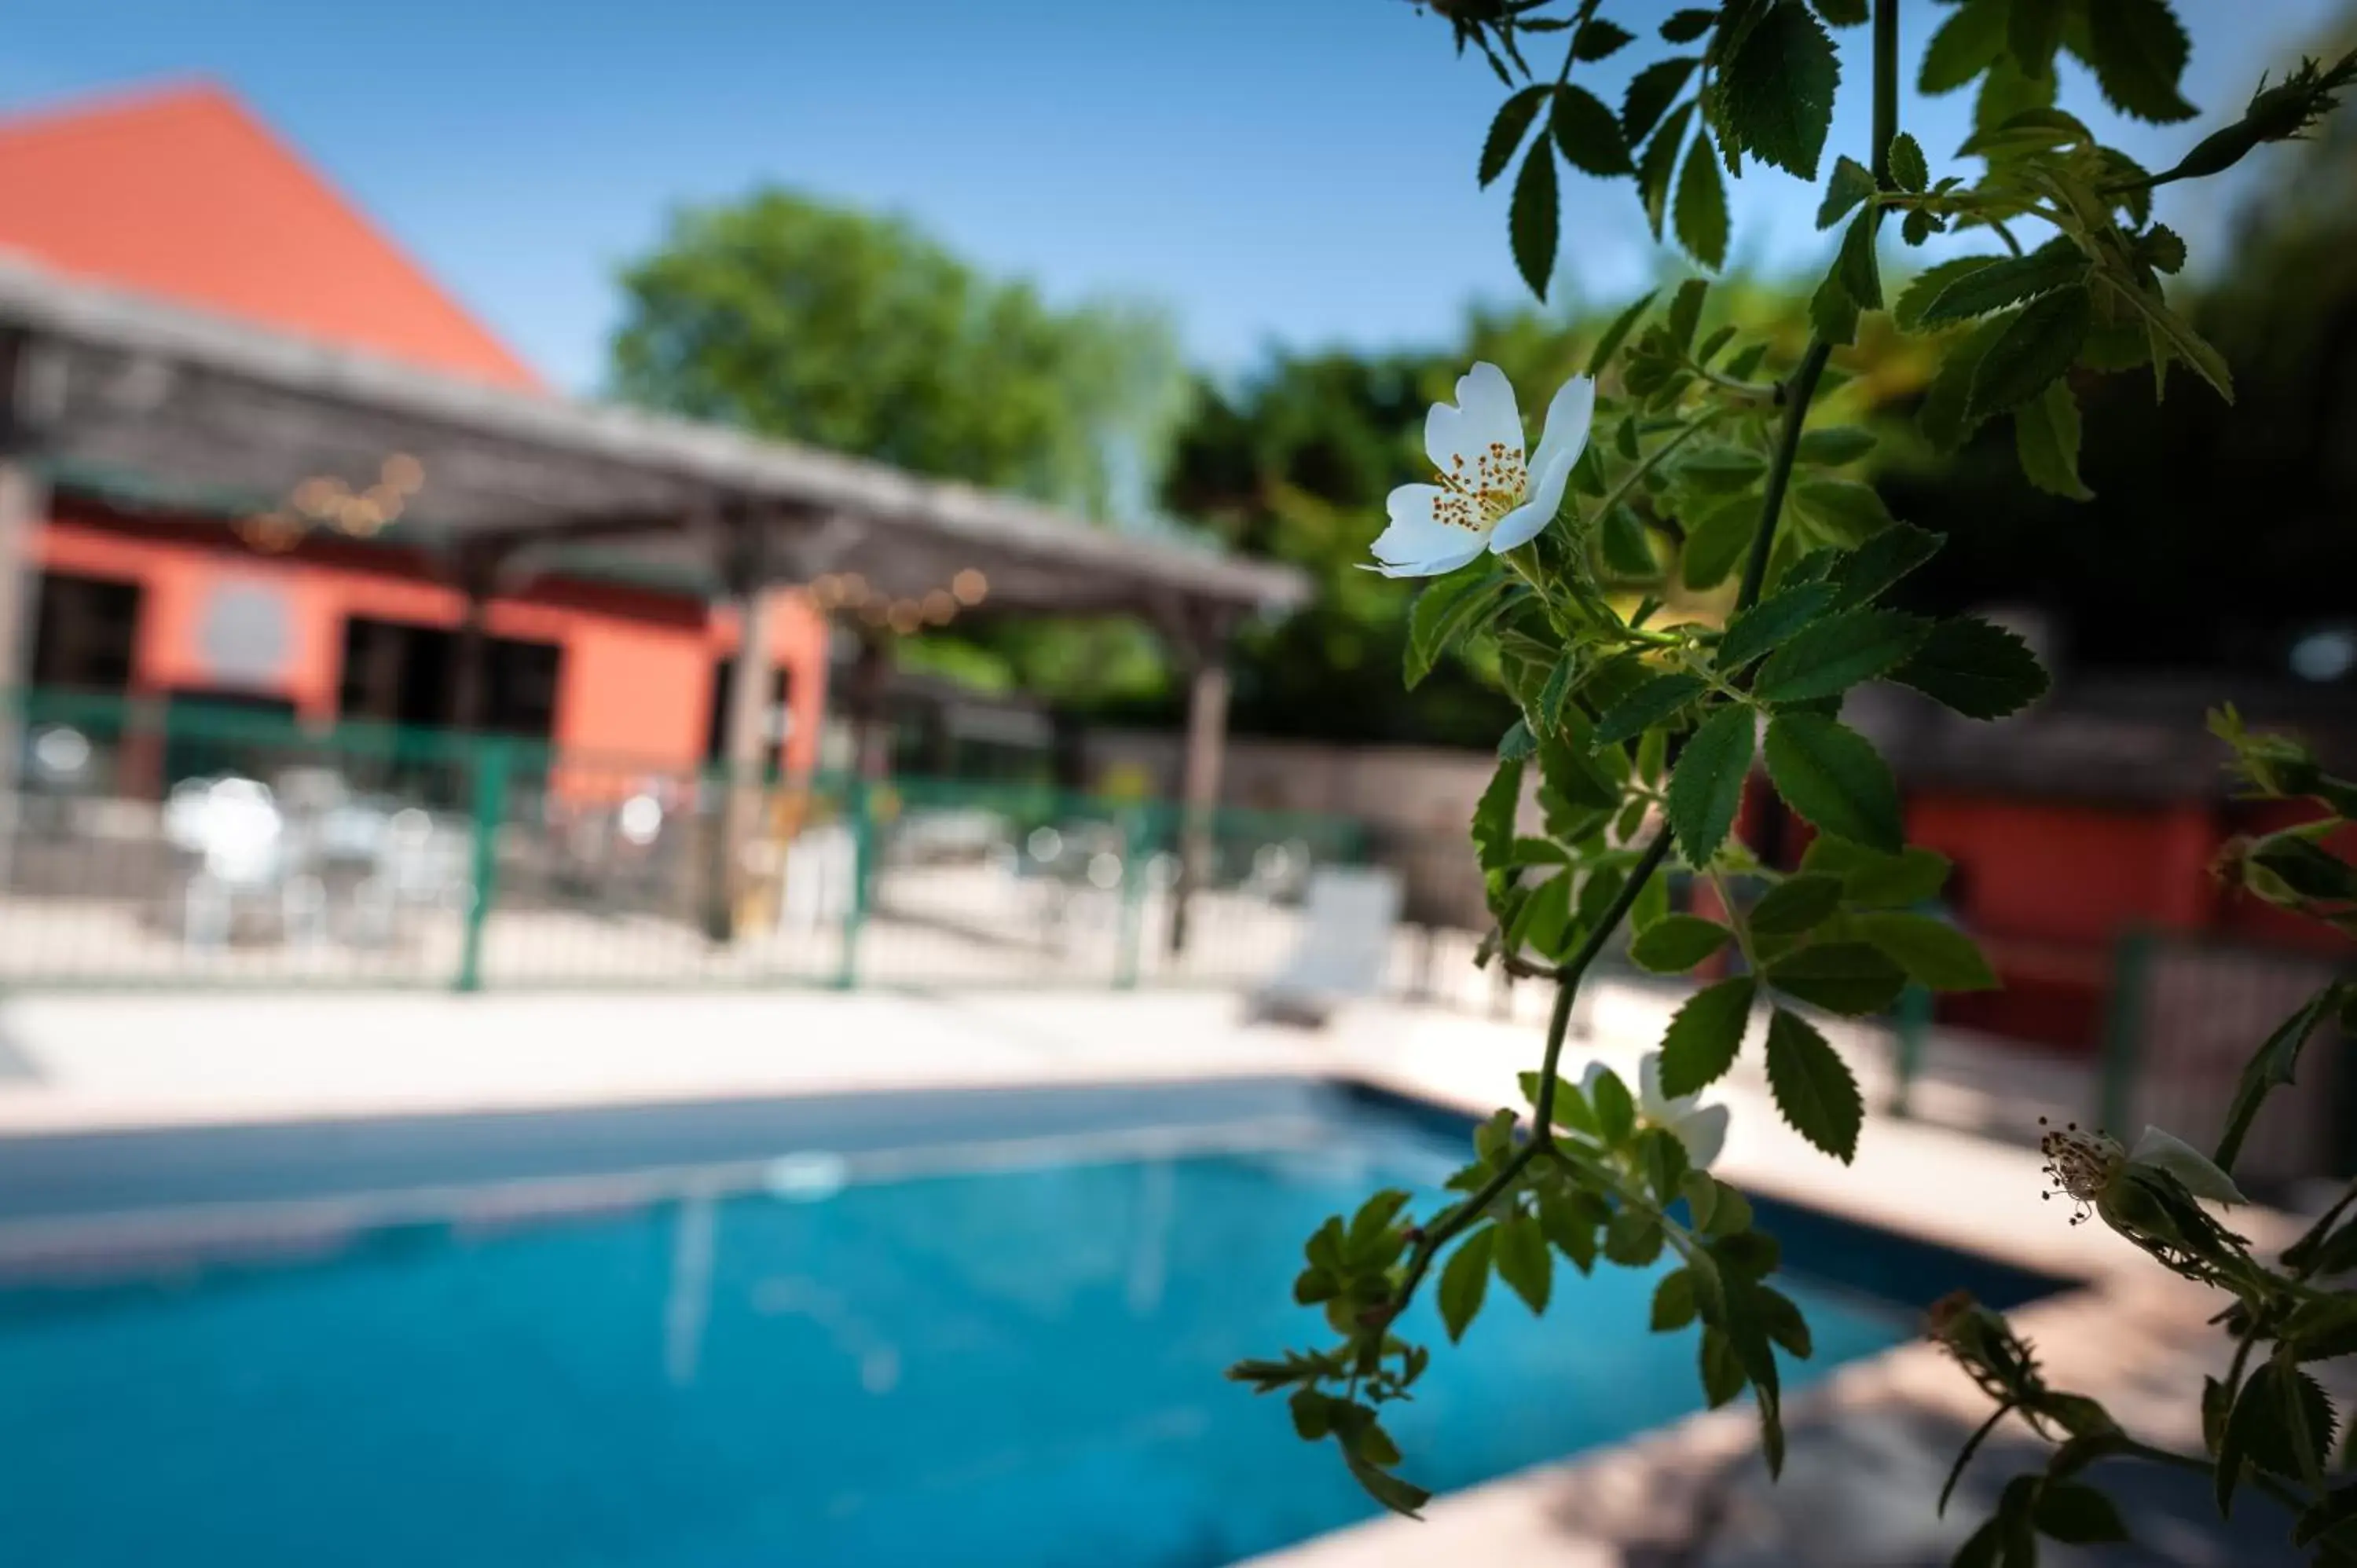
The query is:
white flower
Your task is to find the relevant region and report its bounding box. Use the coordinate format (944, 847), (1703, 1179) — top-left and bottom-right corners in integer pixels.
(2040, 1119), (2247, 1224)
(1583, 1051), (1728, 1171)
(1369, 361), (1596, 577)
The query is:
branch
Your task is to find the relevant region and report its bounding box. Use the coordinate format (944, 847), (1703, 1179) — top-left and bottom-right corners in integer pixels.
(1532, 829), (1676, 1133)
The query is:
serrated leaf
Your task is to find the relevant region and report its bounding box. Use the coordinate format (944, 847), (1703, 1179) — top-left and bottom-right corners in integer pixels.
(1789, 478), (1893, 549)
(1887, 132), (1928, 192)
(1668, 705), (1757, 866)
(1750, 873), (1845, 936)
(1589, 1067), (1636, 1145)
(1661, 8), (1717, 44)
(1494, 1214), (1553, 1312)
(1480, 85), (1550, 187)
(2082, 0), (2195, 124)
(1510, 139), (1559, 300)
(1754, 609), (1930, 704)
(1719, 583), (1838, 672)
(1834, 208), (1882, 311)
(1891, 616), (2048, 719)
(1439, 1227), (1494, 1343)
(1676, 128), (1730, 271)
(2034, 1481), (2130, 1544)
(1473, 756), (1525, 873)
(1699, 1326), (1748, 1405)
(1593, 672), (1708, 745)
(1637, 103), (1696, 240)
(1574, 16), (1636, 59)
(1630, 914), (1735, 974)
(1721, 0), (1840, 180)
(1599, 504), (1659, 578)
(1551, 83), (1633, 176)
(1588, 290), (1658, 377)
(1675, 443), (1767, 493)
(1811, 0), (1868, 24)
(1666, 277), (1708, 352)
(1763, 713), (1903, 851)
(1659, 976), (1757, 1096)
(1344, 1450), (1431, 1519)
(1919, 238), (2084, 324)
(1831, 522), (1941, 608)
(1800, 837), (1952, 907)
(1795, 427), (1876, 466)
(1765, 1006), (1864, 1160)
(1768, 941), (1908, 1015)
(1920, 0), (2007, 93)
(2007, 0), (2064, 78)
(1815, 156), (1876, 230)
(1969, 288), (2091, 418)
(1894, 256), (2000, 332)
(2215, 983), (2348, 1175)
(1681, 492), (1758, 591)
(1406, 567), (1512, 687)
(1854, 911), (1997, 990)
(1809, 262), (1860, 348)
(1651, 1268), (1700, 1331)
(1497, 719), (1537, 760)
(1623, 56), (1698, 141)
(2015, 378), (2091, 500)
(1919, 312), (2011, 452)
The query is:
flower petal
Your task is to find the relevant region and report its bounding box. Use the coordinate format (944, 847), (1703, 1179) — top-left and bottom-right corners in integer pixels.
(1637, 1052), (1670, 1119)
(1487, 445), (1578, 553)
(1428, 361), (1523, 471)
(1369, 542), (1486, 579)
(2128, 1126), (2249, 1205)
(1528, 373), (1596, 482)
(1372, 482), (1489, 576)
(1672, 1103), (1728, 1171)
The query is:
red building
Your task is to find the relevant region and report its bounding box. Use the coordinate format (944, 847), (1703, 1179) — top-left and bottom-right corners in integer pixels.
(0, 82), (829, 774)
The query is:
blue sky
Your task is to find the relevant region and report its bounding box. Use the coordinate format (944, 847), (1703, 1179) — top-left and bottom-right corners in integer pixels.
(3, 0), (2341, 393)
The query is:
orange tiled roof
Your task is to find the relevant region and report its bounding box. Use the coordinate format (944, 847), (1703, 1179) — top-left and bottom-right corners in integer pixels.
(0, 81), (542, 390)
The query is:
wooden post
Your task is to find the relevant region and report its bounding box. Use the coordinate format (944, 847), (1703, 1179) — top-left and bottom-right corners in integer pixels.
(1166, 640), (1231, 958)
(703, 516), (771, 941)
(445, 551), (498, 733)
(849, 633), (893, 781)
(0, 456), (47, 893)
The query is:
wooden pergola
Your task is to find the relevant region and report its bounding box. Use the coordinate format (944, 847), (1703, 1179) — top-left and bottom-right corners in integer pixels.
(0, 253), (1308, 946)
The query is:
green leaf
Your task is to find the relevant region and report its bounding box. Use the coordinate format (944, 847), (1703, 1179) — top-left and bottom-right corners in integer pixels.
(1809, 261), (1860, 347)
(1473, 757), (1525, 874)
(1588, 289), (1659, 376)
(1675, 129), (1730, 271)
(1789, 478), (1893, 548)
(2081, 0), (2195, 124)
(1834, 209), (1882, 311)
(1893, 257), (1998, 332)
(1593, 672), (1708, 746)
(1510, 139), (1560, 300)
(2220, 1362), (2339, 1515)
(1754, 609), (1930, 705)
(1854, 911), (1997, 990)
(1795, 427), (1876, 466)
(1892, 616), (2049, 719)
(1699, 1326), (1748, 1405)
(1589, 1067), (1636, 1145)
(1769, 941), (1908, 1016)
(1667, 705), (1758, 866)
(1480, 86), (1551, 187)
(1764, 713), (1903, 851)
(1969, 288), (2091, 418)
(2032, 1480), (2128, 1544)
(2293, 1480), (2357, 1548)
(1919, 312), (2011, 452)
(1918, 239), (2084, 325)
(1623, 57), (1697, 141)
(1599, 504), (1659, 578)
(1406, 567), (1511, 688)
(2007, 0), (2065, 78)
(1754, 1283), (1813, 1357)
(1799, 837), (1952, 907)
(1551, 83), (1633, 175)
(1720, 0), (1840, 180)
(1343, 1450), (1431, 1519)
(1630, 914), (1736, 974)
(1920, 0), (2007, 93)
(1764, 1006), (1864, 1160)
(1493, 1214), (1553, 1313)
(1831, 522), (1942, 608)
(2014, 379), (2091, 500)
(1347, 1189), (1413, 1255)
(1750, 873), (1845, 935)
(1680, 492), (1760, 591)
(2214, 983), (2348, 1175)
(1497, 719), (1537, 760)
(1814, 155), (1876, 230)
(1666, 277), (1709, 353)
(1661, 8), (1717, 44)
(1540, 723), (1625, 812)
(1538, 1189), (1605, 1271)
(1651, 1268), (1700, 1331)
(1438, 1227), (1494, 1343)
(1719, 582), (1838, 671)
(1659, 976), (1758, 1096)
(1604, 1205), (1664, 1266)
(1637, 103), (1697, 240)
(1675, 444), (1769, 494)
(1809, 0), (1868, 24)
(2121, 284), (2234, 403)
(1573, 17), (1636, 60)
(1887, 132), (1929, 192)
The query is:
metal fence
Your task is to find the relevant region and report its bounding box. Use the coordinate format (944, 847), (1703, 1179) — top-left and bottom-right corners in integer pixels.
(0, 689), (1365, 994)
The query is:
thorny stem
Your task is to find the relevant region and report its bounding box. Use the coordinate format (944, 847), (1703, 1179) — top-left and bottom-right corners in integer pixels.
(1590, 408), (1726, 533)
(2115, 1437), (2311, 1515)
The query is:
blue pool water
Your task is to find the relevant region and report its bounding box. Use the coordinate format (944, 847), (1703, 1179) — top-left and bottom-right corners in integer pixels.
(0, 1082), (2055, 1568)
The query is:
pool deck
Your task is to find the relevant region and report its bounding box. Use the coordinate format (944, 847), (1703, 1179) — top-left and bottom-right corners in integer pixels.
(0, 982), (2327, 1565)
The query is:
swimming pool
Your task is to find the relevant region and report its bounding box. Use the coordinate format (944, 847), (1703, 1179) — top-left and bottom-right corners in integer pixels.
(0, 1079), (2057, 1568)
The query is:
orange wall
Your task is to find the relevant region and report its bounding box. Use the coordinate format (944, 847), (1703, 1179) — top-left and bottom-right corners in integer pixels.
(1904, 793), (2220, 945)
(34, 515), (830, 775)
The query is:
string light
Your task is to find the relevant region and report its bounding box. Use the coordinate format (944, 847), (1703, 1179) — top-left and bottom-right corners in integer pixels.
(240, 456), (427, 556)
(951, 569), (989, 606)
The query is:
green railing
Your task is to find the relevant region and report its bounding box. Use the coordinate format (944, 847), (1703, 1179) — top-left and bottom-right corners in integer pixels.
(0, 688), (1365, 994)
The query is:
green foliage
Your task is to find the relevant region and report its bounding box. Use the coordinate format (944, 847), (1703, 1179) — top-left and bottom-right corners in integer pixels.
(1763, 712), (1904, 852)
(1659, 976), (1758, 1095)
(1763, 1006), (1864, 1160)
